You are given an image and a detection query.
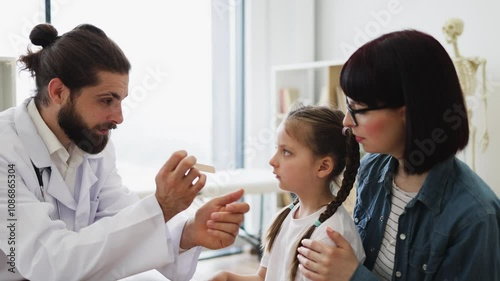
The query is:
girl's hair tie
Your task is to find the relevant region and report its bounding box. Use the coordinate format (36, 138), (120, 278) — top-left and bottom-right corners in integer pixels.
(313, 220), (322, 227)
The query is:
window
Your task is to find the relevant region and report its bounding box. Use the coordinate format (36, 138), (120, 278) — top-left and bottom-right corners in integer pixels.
(212, 0), (245, 170)
(50, 1), (214, 192)
(1, 0), (244, 195)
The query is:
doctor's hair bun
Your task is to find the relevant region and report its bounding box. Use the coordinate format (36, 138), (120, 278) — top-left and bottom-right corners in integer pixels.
(29, 23), (59, 48)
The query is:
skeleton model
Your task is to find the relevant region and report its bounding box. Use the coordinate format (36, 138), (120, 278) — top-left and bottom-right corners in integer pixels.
(442, 18), (489, 171)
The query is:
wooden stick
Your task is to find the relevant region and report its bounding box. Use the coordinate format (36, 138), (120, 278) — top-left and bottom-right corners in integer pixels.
(194, 163), (216, 173)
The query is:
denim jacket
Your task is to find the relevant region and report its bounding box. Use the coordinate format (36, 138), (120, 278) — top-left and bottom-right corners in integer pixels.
(351, 153), (499, 281)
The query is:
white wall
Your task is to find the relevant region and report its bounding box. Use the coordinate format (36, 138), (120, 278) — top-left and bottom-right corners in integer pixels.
(244, 0), (315, 170)
(315, 0), (500, 195)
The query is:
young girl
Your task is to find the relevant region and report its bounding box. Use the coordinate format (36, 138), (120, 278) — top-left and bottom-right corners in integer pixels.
(209, 105), (365, 281)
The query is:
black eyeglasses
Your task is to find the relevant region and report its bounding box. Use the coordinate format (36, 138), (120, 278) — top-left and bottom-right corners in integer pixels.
(345, 99), (392, 126)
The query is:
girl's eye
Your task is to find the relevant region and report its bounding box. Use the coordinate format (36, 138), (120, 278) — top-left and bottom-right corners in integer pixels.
(283, 149), (291, 156)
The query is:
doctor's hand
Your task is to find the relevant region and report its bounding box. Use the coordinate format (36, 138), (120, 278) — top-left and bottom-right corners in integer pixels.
(155, 150), (206, 222)
(180, 189), (250, 250)
(297, 227), (359, 281)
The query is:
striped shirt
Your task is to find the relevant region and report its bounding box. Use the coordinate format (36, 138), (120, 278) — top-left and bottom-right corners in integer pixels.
(373, 181), (417, 280)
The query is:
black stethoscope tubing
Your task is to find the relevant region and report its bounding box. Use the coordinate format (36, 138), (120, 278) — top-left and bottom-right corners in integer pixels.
(32, 163), (61, 219)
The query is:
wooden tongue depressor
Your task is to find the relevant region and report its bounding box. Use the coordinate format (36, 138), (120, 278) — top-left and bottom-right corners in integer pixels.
(193, 163), (216, 173)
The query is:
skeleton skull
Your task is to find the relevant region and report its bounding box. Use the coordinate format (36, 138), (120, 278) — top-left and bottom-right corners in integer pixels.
(442, 18), (464, 43)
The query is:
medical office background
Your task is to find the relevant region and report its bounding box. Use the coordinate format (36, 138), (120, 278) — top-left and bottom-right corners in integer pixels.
(1, 0), (499, 244)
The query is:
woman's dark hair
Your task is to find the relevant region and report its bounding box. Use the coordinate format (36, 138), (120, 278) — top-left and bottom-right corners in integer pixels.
(340, 29), (469, 174)
(19, 23), (131, 107)
(264, 105), (360, 280)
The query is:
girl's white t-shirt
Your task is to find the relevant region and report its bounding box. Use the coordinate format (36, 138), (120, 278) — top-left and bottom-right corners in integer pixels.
(260, 203), (365, 281)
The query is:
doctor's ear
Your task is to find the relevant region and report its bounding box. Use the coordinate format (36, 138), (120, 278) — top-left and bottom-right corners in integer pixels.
(47, 78), (71, 106)
(317, 156), (334, 179)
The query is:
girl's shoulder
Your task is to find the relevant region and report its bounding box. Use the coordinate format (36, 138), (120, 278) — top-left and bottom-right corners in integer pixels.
(311, 206), (366, 261)
(312, 205), (355, 240)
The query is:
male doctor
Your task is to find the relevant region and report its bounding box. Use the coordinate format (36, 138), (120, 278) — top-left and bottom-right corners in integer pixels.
(0, 23), (249, 280)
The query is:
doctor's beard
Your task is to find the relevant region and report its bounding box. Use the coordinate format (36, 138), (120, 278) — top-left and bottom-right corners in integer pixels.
(57, 99), (117, 154)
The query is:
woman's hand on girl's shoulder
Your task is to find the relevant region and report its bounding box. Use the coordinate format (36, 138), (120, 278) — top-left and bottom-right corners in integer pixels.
(297, 227), (359, 281)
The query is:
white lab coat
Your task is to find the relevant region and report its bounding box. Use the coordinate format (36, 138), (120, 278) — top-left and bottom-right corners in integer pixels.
(0, 100), (201, 281)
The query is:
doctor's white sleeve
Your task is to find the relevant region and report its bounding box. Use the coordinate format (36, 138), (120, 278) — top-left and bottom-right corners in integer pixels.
(157, 210), (202, 281)
(0, 166), (198, 281)
(93, 147), (202, 280)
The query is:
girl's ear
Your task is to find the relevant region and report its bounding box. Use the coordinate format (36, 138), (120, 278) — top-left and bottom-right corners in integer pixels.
(317, 156), (334, 179)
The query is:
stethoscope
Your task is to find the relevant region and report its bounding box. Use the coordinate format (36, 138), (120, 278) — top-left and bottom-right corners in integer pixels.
(32, 163), (62, 220)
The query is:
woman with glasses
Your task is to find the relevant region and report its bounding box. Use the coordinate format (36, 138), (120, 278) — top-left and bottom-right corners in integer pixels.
(296, 30), (499, 281)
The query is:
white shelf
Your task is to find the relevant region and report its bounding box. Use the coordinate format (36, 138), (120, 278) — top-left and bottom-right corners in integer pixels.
(270, 59), (346, 126)
(271, 59), (344, 72)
